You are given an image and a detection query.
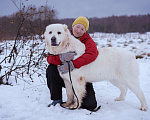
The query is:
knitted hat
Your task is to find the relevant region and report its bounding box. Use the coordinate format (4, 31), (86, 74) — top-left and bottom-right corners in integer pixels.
(72, 16), (89, 31)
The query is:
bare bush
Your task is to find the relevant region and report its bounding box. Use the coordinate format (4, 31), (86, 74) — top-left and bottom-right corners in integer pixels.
(0, 0), (55, 85)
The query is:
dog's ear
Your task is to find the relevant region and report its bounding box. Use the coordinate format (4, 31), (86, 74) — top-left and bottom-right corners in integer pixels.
(44, 26), (48, 37)
(44, 30), (46, 38)
(63, 24), (68, 32)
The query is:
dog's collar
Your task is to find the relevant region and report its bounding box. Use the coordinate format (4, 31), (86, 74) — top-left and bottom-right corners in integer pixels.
(48, 53), (56, 56)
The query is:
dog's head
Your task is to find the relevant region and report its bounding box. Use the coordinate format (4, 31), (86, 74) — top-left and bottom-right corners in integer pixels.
(44, 24), (70, 54)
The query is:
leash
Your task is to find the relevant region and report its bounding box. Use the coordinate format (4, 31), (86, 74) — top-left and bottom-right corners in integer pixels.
(62, 61), (101, 112)
(67, 61), (80, 109)
(60, 61), (79, 110)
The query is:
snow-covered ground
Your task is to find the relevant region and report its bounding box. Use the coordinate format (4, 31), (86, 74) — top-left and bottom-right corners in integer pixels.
(0, 32), (150, 120)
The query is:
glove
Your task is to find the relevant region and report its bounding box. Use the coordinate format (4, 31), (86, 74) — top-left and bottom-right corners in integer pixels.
(58, 61), (75, 74)
(59, 51), (76, 63)
(47, 55), (61, 65)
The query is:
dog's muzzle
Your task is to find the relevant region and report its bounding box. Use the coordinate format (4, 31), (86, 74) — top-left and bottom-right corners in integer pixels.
(51, 36), (60, 46)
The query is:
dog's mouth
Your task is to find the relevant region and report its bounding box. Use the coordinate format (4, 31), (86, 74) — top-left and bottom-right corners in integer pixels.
(51, 42), (60, 46)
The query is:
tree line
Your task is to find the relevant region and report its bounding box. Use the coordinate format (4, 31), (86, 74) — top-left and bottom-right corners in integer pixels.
(0, 6), (150, 40)
(89, 15), (150, 33)
(60, 14), (150, 34)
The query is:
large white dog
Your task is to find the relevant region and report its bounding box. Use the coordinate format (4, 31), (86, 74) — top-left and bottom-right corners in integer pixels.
(44, 24), (148, 111)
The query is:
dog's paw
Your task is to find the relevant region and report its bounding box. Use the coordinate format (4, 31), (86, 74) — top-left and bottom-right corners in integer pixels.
(69, 104), (78, 109)
(139, 106), (148, 111)
(61, 102), (71, 108)
(114, 97), (125, 101)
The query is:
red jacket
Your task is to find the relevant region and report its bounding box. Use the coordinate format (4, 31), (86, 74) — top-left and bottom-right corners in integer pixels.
(47, 32), (99, 68)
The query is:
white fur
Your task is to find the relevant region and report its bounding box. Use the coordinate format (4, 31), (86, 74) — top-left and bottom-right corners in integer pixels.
(44, 24), (148, 111)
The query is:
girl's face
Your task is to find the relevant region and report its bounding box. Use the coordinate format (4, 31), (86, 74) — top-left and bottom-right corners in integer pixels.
(72, 24), (86, 37)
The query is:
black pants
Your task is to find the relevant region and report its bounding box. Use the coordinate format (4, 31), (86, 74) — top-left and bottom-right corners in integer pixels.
(46, 64), (97, 110)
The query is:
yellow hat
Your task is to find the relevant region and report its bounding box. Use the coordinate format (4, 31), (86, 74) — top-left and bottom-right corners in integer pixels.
(72, 16), (89, 31)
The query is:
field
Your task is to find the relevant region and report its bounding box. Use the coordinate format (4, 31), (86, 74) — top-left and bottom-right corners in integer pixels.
(0, 32), (150, 120)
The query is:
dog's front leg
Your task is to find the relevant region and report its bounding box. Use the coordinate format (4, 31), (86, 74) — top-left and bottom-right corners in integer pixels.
(61, 79), (74, 107)
(69, 77), (86, 109)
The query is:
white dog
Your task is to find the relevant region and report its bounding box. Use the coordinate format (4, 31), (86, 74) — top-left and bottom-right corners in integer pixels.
(44, 24), (148, 111)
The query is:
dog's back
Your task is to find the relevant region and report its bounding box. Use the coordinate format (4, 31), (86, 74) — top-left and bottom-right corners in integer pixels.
(74, 47), (138, 83)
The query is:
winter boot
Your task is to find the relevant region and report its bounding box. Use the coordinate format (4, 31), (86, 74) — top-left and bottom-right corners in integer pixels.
(48, 99), (63, 107)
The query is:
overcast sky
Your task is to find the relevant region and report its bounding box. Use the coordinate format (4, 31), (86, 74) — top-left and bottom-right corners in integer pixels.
(0, 0), (150, 19)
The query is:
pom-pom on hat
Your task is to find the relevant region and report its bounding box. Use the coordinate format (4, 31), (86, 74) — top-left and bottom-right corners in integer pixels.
(72, 16), (89, 31)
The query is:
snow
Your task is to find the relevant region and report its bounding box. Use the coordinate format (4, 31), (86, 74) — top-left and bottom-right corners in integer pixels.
(0, 32), (150, 120)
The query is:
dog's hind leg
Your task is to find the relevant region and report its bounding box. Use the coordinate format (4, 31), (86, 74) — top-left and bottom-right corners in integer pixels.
(110, 80), (128, 101)
(127, 80), (148, 111)
(69, 77), (86, 109)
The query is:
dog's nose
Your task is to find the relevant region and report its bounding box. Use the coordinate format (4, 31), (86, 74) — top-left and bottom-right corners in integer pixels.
(51, 36), (56, 43)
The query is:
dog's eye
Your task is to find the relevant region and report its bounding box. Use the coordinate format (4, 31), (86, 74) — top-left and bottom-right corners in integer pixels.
(58, 32), (61, 35)
(49, 31), (52, 34)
